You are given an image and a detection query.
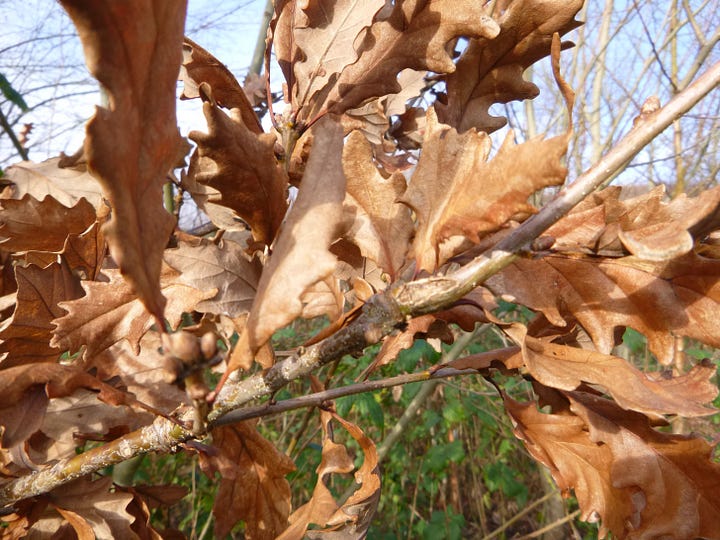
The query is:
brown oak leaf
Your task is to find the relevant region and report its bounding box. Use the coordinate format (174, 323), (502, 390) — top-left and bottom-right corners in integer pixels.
(180, 37), (262, 134)
(505, 393), (636, 538)
(277, 408), (355, 540)
(2, 157), (104, 209)
(279, 384), (380, 540)
(59, 0), (188, 321)
(275, 0), (386, 122)
(488, 252), (720, 364)
(505, 324), (718, 417)
(25, 477), (135, 539)
(400, 108), (568, 272)
(198, 421), (295, 540)
(52, 266), (216, 359)
(436, 0), (583, 132)
(0, 363), (142, 456)
(544, 184), (720, 260)
(226, 116), (346, 373)
(569, 391), (720, 538)
(324, 0), (501, 119)
(0, 195), (96, 253)
(342, 130), (414, 279)
(188, 93), (288, 246)
(164, 238), (261, 318)
(0, 261), (83, 368)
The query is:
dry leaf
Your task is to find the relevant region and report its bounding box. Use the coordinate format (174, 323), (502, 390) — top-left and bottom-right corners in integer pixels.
(0, 195), (96, 254)
(309, 413), (381, 538)
(84, 333), (190, 415)
(59, 0), (188, 321)
(488, 252), (720, 364)
(52, 266), (216, 359)
(226, 116), (346, 372)
(0, 363), (142, 458)
(324, 1), (500, 118)
(32, 388), (140, 464)
(278, 408), (354, 540)
(198, 421), (295, 539)
(164, 238), (261, 317)
(436, 0), (583, 132)
(188, 96), (288, 246)
(506, 324), (718, 417)
(505, 393), (634, 538)
(400, 108), (568, 272)
(36, 477), (135, 539)
(0, 261), (83, 367)
(570, 391), (720, 538)
(276, 0), (386, 121)
(545, 184), (720, 260)
(342, 130), (413, 279)
(2, 157), (104, 209)
(180, 37), (262, 134)
(280, 387), (380, 540)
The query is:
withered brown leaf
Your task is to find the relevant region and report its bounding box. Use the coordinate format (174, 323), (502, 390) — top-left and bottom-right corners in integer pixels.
(400, 108), (568, 272)
(488, 252), (720, 364)
(275, 0), (386, 122)
(164, 238), (261, 318)
(0, 195), (96, 254)
(199, 421), (295, 540)
(33, 477), (135, 539)
(188, 96), (288, 246)
(180, 37), (262, 134)
(226, 116), (346, 372)
(279, 385), (380, 540)
(505, 393), (634, 539)
(324, 1), (500, 118)
(545, 184), (720, 260)
(342, 130), (414, 279)
(506, 324), (718, 417)
(2, 157), (104, 209)
(52, 266), (216, 359)
(59, 0), (188, 321)
(569, 391), (720, 538)
(0, 261), (83, 368)
(436, 0), (583, 132)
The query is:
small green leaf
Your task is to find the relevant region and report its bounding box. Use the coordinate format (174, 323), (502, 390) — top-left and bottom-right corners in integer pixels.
(0, 73), (29, 112)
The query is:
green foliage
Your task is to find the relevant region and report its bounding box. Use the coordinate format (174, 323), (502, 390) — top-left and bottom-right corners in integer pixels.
(0, 72), (28, 112)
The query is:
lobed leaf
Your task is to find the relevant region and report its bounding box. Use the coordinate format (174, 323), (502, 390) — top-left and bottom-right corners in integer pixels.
(226, 116), (347, 373)
(489, 252), (720, 364)
(342, 130), (414, 279)
(400, 108), (568, 272)
(52, 266), (216, 359)
(506, 323), (719, 417)
(188, 95), (288, 246)
(198, 421), (295, 540)
(436, 0), (583, 132)
(59, 0), (188, 321)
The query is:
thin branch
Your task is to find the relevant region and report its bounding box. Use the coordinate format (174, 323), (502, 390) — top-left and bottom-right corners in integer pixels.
(513, 510), (582, 540)
(1, 58), (719, 509)
(0, 105), (29, 161)
(216, 365), (482, 428)
(481, 491), (558, 540)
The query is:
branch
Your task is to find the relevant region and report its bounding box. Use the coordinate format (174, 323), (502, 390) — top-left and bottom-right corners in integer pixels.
(0, 105), (29, 161)
(215, 366), (481, 427)
(1, 58), (719, 509)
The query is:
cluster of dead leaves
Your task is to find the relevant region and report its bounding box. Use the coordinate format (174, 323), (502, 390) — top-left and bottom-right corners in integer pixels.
(1, 0), (719, 539)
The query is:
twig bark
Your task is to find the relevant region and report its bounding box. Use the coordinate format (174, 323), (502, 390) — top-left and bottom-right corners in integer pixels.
(1, 59), (718, 509)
